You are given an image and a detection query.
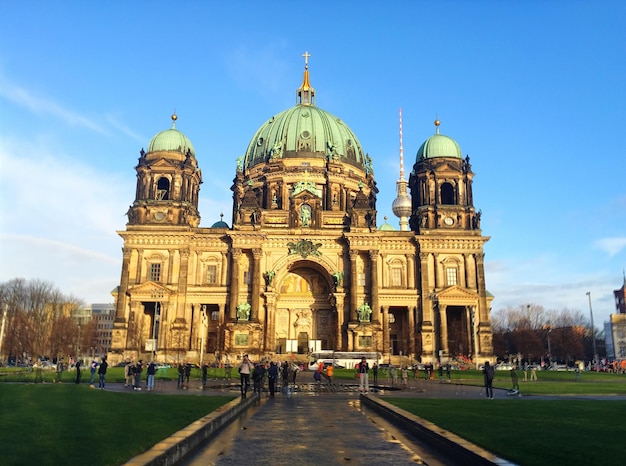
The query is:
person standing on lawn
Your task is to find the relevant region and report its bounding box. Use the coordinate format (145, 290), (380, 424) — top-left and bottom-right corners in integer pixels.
(133, 360), (143, 390)
(98, 357), (108, 389)
(125, 360), (134, 387)
(146, 361), (157, 391)
(483, 361), (495, 399)
(75, 360), (82, 384)
(89, 360), (98, 385)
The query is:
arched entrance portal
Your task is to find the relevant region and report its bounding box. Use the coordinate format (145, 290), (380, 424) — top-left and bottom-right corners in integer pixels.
(274, 265), (334, 355)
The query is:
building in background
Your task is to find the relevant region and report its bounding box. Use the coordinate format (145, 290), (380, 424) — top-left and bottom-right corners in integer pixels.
(109, 56), (494, 365)
(606, 275), (626, 361)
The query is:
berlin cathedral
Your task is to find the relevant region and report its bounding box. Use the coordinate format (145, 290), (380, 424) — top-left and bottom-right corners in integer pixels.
(110, 55), (494, 365)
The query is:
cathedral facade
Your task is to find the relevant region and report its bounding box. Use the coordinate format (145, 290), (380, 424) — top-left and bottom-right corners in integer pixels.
(110, 57), (494, 365)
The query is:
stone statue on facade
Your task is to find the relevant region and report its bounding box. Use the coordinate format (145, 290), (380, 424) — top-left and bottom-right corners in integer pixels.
(236, 302), (251, 321)
(263, 270), (275, 287)
(357, 303), (372, 322)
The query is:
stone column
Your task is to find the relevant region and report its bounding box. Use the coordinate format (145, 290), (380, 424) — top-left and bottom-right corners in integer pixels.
(382, 306), (390, 355)
(475, 253), (488, 321)
(228, 249), (242, 320)
(369, 250), (379, 322)
(265, 293), (276, 352)
(434, 253), (442, 290)
(408, 305), (416, 357)
(466, 253), (477, 289)
(349, 250), (359, 321)
(221, 252), (228, 285)
(334, 294), (345, 351)
(439, 304), (449, 357)
(406, 254), (415, 290)
(135, 248), (143, 283)
(115, 248), (132, 322)
(251, 249), (262, 321)
(175, 250), (190, 322)
(419, 253), (434, 324)
(168, 249), (175, 284)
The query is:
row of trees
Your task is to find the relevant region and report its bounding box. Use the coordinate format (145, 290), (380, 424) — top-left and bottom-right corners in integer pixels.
(0, 277), (605, 366)
(0, 278), (97, 364)
(490, 304), (602, 364)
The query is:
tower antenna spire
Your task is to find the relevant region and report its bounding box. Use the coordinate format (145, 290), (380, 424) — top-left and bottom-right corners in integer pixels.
(399, 107), (405, 181)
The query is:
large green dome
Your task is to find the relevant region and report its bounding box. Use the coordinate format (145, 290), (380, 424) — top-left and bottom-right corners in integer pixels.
(148, 115), (195, 156)
(416, 121), (462, 161)
(242, 104), (366, 171)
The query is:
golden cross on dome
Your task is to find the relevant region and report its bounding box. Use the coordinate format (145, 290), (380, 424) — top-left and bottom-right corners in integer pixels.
(302, 51), (311, 67)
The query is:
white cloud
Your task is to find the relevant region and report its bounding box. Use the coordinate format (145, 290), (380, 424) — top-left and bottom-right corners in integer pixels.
(0, 78), (108, 134)
(594, 237), (626, 256)
(0, 136), (127, 302)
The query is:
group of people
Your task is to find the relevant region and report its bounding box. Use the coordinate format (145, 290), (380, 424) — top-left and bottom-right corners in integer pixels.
(124, 360), (157, 391)
(237, 355), (301, 398)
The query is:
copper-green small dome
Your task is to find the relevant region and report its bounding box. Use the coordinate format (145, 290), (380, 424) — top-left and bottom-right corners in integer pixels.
(148, 115), (195, 156)
(211, 220), (229, 229)
(210, 214), (229, 229)
(378, 217), (396, 231)
(416, 121), (462, 161)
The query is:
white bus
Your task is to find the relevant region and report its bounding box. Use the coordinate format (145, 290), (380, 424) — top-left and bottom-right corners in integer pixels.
(308, 351), (383, 370)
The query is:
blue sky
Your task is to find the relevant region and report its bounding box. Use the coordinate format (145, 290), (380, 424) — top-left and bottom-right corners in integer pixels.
(1, 1), (624, 327)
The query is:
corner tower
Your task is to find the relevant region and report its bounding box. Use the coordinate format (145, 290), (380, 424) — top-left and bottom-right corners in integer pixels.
(127, 114), (202, 228)
(409, 119), (477, 231)
(409, 119), (493, 363)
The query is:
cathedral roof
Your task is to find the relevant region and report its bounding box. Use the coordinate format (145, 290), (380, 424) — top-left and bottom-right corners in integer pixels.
(148, 114), (195, 157)
(241, 54), (366, 172)
(416, 119), (462, 160)
(210, 213), (229, 229)
(378, 216), (396, 231)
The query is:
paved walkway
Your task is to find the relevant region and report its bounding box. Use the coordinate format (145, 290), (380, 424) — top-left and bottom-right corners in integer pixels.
(186, 394), (429, 466)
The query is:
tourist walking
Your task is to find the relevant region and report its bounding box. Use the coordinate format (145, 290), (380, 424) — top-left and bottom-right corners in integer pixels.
(202, 363), (208, 389)
(75, 360), (82, 384)
(483, 361), (495, 399)
(358, 357), (369, 393)
(98, 357), (108, 389)
(184, 363), (191, 387)
(267, 361), (279, 396)
(326, 364), (334, 385)
(252, 362), (266, 394)
(146, 361), (157, 391)
(177, 364), (185, 388)
(238, 354), (254, 398)
(125, 360), (134, 387)
(133, 360), (143, 390)
(281, 361), (290, 392)
(89, 360), (98, 385)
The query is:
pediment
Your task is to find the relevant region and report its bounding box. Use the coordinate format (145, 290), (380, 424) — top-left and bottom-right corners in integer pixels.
(436, 285), (479, 302)
(127, 281), (172, 300)
(291, 180), (322, 198)
(149, 158), (180, 169)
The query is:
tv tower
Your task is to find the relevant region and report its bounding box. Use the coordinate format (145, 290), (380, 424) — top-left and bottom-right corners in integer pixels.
(392, 108), (412, 230)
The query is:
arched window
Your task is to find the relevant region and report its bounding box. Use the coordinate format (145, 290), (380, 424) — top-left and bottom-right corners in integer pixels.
(156, 177), (170, 200)
(440, 182), (455, 205)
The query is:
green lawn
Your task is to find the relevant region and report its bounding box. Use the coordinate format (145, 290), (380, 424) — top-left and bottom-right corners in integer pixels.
(0, 384), (234, 466)
(386, 398), (626, 466)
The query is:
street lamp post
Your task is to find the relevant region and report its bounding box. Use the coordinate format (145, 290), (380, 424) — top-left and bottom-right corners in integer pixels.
(586, 292), (598, 370)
